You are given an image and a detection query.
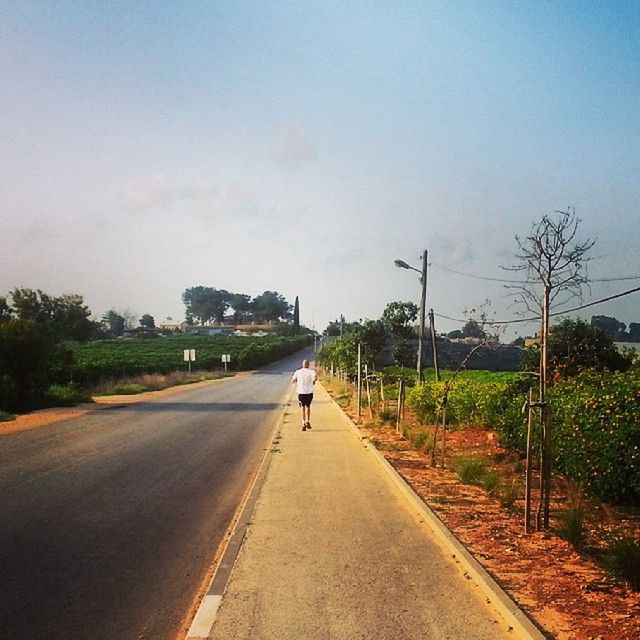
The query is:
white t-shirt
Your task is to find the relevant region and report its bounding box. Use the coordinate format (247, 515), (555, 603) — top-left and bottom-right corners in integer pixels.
(292, 367), (316, 394)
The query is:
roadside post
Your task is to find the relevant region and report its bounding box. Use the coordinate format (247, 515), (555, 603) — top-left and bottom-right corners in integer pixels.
(184, 349), (196, 374)
(221, 353), (231, 372)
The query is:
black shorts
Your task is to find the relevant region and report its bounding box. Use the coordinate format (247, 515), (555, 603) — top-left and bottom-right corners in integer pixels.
(298, 393), (313, 407)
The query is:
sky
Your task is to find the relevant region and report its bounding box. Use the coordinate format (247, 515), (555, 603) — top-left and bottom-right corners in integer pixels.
(1, 1), (639, 339)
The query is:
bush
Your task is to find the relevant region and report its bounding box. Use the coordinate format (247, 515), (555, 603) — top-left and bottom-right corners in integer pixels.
(481, 468), (501, 494)
(409, 429), (435, 453)
(47, 383), (92, 406)
(454, 457), (490, 485)
(0, 410), (16, 422)
(497, 480), (519, 511)
(104, 383), (150, 395)
(406, 374), (529, 437)
(558, 505), (587, 552)
(407, 366), (640, 505)
(406, 382), (441, 423)
(549, 367), (640, 503)
(601, 536), (640, 591)
(378, 408), (396, 425)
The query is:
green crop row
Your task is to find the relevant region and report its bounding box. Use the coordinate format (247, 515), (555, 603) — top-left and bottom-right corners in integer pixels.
(406, 366), (640, 504)
(72, 335), (312, 385)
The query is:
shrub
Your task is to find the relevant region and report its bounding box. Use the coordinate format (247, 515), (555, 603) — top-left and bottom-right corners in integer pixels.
(378, 408), (396, 425)
(406, 382), (442, 423)
(558, 505), (587, 552)
(549, 367), (640, 503)
(406, 374), (530, 437)
(0, 410), (16, 422)
(601, 536), (640, 591)
(410, 429), (435, 453)
(481, 468), (501, 494)
(105, 383), (150, 395)
(47, 383), (92, 406)
(454, 457), (490, 485)
(497, 480), (519, 511)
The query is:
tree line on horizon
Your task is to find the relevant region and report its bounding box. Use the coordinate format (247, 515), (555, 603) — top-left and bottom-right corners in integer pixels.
(181, 286), (295, 326)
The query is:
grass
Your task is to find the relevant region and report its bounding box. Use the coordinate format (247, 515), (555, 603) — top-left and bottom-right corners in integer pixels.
(454, 457), (491, 485)
(92, 371), (227, 396)
(381, 366), (522, 385)
(378, 408), (396, 425)
(47, 383), (93, 406)
(481, 468), (501, 494)
(452, 456), (507, 498)
(410, 429), (435, 454)
(601, 536), (640, 591)
(105, 383), (150, 395)
(497, 480), (520, 511)
(558, 505), (587, 552)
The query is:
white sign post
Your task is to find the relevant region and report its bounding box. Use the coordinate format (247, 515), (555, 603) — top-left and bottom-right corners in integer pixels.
(221, 354), (231, 372)
(183, 349), (196, 373)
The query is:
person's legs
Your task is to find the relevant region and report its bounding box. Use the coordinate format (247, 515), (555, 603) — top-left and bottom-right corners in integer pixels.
(298, 394), (312, 430)
(299, 400), (306, 429)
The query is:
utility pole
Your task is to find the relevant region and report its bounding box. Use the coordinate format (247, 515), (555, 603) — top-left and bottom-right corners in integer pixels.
(394, 251), (429, 383)
(416, 250), (428, 383)
(357, 342), (362, 418)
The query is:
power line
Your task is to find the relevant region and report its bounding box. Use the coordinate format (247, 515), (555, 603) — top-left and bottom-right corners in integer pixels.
(431, 263), (529, 284)
(434, 284), (640, 326)
(431, 261), (640, 285)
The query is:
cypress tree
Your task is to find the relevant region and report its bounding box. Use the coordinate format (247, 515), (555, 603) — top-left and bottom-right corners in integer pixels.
(293, 296), (300, 335)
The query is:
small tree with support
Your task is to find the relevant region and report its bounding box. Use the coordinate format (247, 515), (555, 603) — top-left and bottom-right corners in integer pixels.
(505, 209), (594, 531)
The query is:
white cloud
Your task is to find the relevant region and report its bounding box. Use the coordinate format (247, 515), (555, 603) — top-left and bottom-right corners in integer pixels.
(431, 235), (474, 267)
(272, 125), (317, 168)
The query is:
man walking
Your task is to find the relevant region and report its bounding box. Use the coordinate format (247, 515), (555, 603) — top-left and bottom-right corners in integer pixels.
(291, 359), (317, 431)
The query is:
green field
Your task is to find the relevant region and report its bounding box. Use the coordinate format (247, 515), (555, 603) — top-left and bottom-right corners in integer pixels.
(72, 334), (313, 385)
(380, 365), (523, 385)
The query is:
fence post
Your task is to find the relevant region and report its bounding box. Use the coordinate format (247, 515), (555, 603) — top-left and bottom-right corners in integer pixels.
(396, 379), (404, 434)
(524, 388), (534, 533)
(357, 343), (362, 418)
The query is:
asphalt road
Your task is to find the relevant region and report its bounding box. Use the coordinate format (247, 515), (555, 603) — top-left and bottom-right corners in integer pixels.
(0, 351), (306, 640)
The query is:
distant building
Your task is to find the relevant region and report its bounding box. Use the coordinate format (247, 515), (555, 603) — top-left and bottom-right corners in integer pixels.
(614, 341), (640, 356)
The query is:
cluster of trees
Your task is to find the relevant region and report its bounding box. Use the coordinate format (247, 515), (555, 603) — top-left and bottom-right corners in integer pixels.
(0, 288), (97, 411)
(100, 310), (155, 338)
(182, 287), (293, 326)
(591, 315), (640, 343)
(524, 318), (633, 378)
(319, 301), (418, 371)
(319, 304), (635, 381)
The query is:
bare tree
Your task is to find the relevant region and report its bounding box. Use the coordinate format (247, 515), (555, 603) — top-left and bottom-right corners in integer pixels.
(505, 209), (595, 530)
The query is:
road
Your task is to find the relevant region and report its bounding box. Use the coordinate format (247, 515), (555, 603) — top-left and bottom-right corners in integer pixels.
(0, 352), (305, 640)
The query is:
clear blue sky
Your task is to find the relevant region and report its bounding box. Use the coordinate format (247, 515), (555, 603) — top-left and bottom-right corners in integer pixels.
(2, 1), (638, 337)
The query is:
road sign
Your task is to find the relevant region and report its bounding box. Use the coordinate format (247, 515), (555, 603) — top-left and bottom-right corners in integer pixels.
(184, 349), (196, 373)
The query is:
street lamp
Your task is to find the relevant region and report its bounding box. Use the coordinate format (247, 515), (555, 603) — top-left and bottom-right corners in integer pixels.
(394, 250), (428, 382)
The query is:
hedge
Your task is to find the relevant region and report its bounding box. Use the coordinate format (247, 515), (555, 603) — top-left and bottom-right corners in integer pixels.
(406, 367), (640, 504)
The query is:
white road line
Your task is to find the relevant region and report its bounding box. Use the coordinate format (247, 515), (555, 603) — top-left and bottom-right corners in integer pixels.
(186, 594), (222, 639)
